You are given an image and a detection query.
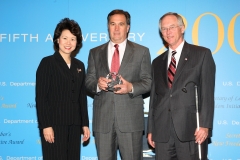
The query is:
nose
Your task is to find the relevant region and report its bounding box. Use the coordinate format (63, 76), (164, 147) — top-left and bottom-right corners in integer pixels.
(66, 39), (71, 44)
(166, 28), (171, 34)
(115, 24), (119, 30)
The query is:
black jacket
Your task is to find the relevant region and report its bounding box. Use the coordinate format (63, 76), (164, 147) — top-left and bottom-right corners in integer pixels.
(36, 52), (89, 130)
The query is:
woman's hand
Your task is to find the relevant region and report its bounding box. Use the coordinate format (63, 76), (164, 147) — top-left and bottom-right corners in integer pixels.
(82, 126), (90, 142)
(43, 127), (54, 143)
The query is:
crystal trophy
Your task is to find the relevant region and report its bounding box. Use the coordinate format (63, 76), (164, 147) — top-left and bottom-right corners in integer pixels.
(106, 72), (122, 91)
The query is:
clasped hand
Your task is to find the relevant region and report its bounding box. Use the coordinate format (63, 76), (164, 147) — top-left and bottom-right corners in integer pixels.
(98, 76), (132, 94)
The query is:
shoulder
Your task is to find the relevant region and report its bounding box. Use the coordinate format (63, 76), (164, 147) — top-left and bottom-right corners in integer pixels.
(38, 55), (54, 65)
(127, 40), (149, 50)
(72, 57), (85, 67)
(36, 55), (54, 74)
(186, 42), (211, 53)
(90, 42), (108, 52)
(184, 42), (214, 65)
(152, 50), (167, 64)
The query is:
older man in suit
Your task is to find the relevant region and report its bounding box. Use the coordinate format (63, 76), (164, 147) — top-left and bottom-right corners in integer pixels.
(147, 12), (215, 160)
(86, 9), (152, 160)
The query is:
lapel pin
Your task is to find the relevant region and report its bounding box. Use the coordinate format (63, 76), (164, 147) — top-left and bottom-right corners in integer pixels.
(185, 58), (188, 61)
(77, 68), (81, 73)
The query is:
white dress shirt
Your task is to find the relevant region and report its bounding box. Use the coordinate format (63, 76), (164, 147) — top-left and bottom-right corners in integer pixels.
(108, 39), (127, 70)
(167, 40), (185, 69)
(97, 39), (130, 92)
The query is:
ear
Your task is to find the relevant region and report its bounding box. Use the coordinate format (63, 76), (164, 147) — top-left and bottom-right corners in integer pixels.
(127, 25), (130, 33)
(180, 26), (185, 34)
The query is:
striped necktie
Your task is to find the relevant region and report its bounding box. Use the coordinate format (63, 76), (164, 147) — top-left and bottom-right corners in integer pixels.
(168, 51), (177, 88)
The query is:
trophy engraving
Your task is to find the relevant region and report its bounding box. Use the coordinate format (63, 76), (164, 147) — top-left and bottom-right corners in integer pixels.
(106, 72), (122, 91)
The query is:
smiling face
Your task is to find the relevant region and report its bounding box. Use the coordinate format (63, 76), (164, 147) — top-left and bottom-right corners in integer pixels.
(160, 15), (185, 50)
(108, 14), (130, 44)
(57, 29), (77, 56)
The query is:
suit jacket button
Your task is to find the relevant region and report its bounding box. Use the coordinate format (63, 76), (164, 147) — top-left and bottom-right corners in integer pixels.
(72, 90), (75, 93)
(72, 79), (75, 83)
(168, 109), (171, 112)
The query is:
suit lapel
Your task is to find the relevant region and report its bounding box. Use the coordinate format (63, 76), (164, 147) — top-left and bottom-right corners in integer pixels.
(70, 59), (79, 76)
(99, 43), (110, 74)
(172, 42), (190, 85)
(53, 52), (72, 77)
(161, 51), (169, 88)
(119, 41), (134, 74)
(54, 52), (69, 69)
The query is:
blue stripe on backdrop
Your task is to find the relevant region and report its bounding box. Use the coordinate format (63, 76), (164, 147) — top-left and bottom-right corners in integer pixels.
(0, 0), (240, 159)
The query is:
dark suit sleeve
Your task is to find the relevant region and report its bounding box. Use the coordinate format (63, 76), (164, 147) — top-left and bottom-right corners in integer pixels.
(36, 58), (52, 129)
(130, 47), (152, 98)
(85, 49), (99, 95)
(147, 65), (156, 134)
(199, 48), (216, 129)
(79, 64), (89, 127)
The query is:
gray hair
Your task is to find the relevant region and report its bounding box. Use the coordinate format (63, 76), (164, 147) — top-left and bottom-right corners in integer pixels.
(159, 12), (185, 28)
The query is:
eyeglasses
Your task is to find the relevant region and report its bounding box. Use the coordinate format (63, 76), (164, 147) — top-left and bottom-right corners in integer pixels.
(161, 25), (181, 33)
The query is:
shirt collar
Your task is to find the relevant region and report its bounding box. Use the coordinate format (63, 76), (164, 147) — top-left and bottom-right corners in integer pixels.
(109, 39), (127, 49)
(169, 40), (185, 54)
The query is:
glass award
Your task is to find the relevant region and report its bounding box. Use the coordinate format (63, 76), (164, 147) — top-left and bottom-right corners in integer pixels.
(106, 72), (122, 91)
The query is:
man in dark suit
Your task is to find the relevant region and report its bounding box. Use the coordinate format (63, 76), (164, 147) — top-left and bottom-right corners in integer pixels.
(85, 9), (152, 160)
(147, 12), (215, 160)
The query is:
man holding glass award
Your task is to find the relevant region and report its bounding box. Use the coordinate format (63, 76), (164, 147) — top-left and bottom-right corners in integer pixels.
(85, 9), (152, 160)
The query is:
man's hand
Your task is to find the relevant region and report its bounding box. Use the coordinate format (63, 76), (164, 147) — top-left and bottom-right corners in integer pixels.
(98, 77), (111, 91)
(114, 76), (133, 94)
(194, 127), (209, 144)
(147, 133), (155, 148)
